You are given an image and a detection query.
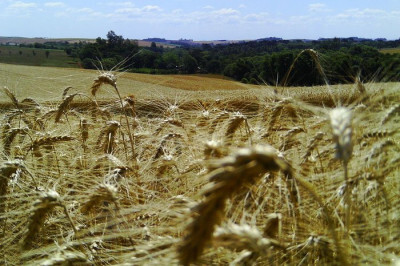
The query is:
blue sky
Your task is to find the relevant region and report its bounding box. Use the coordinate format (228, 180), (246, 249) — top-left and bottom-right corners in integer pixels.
(1, 0), (399, 40)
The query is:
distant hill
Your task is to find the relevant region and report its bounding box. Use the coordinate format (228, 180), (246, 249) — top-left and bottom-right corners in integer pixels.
(0, 36), (96, 45)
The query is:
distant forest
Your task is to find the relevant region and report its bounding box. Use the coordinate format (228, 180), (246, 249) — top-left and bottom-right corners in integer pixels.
(67, 31), (400, 86)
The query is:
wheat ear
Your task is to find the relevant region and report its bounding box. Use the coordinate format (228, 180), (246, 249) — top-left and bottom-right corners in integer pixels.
(55, 93), (80, 123)
(177, 145), (292, 266)
(213, 223), (285, 264)
(0, 161), (22, 213)
(225, 112), (251, 141)
(61, 86), (73, 100)
(330, 108), (353, 164)
(209, 111), (229, 134)
(91, 72), (117, 96)
(204, 140), (224, 159)
(28, 136), (75, 157)
(91, 72), (136, 161)
(381, 103), (400, 125)
(263, 213), (282, 238)
(301, 132), (325, 164)
(153, 133), (183, 160)
(280, 126), (305, 151)
(81, 184), (119, 214)
(154, 118), (185, 135)
(22, 190), (63, 250)
(2, 86), (19, 109)
(20, 97), (40, 109)
(3, 127), (29, 156)
(0, 160), (37, 205)
(36, 249), (88, 265)
(80, 118), (89, 145)
(329, 107), (353, 232)
(291, 175), (349, 266)
(97, 121), (120, 154)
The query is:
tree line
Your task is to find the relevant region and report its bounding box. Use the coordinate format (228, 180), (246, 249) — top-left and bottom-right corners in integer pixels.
(77, 31), (400, 86)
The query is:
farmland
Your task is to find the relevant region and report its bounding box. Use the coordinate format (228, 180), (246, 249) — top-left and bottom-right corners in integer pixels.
(0, 62), (399, 265)
(0, 46), (79, 68)
(380, 47), (400, 54)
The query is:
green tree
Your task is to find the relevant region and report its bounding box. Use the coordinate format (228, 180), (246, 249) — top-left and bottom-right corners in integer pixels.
(182, 54), (198, 74)
(106, 30), (123, 48)
(162, 51), (179, 69)
(206, 59), (221, 73)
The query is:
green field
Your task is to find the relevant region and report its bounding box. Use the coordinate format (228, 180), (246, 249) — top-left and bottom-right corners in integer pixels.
(0, 46), (79, 68)
(380, 47), (400, 54)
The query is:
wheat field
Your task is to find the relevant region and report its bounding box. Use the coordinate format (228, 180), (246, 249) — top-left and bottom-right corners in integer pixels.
(0, 61), (399, 265)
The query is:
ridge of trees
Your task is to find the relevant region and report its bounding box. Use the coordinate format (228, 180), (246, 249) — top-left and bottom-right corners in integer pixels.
(77, 31), (400, 86)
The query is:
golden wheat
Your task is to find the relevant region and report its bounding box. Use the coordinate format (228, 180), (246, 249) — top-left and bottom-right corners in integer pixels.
(177, 145), (293, 265)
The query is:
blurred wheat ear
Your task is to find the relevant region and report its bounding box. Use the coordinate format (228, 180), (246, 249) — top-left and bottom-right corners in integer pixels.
(329, 107), (353, 233)
(177, 145), (293, 266)
(22, 190), (63, 250)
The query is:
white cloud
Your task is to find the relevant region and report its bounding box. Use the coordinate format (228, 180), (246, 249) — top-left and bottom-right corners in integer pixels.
(243, 12), (271, 23)
(5, 1), (39, 16)
(212, 8), (239, 16)
(44, 2), (65, 8)
(142, 5), (162, 12)
(308, 3), (330, 12)
(332, 8), (389, 21)
(8, 1), (36, 9)
(77, 7), (94, 13)
(107, 1), (134, 7)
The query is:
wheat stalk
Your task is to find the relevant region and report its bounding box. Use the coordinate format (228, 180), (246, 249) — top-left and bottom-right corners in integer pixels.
(282, 49), (328, 88)
(91, 72), (136, 161)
